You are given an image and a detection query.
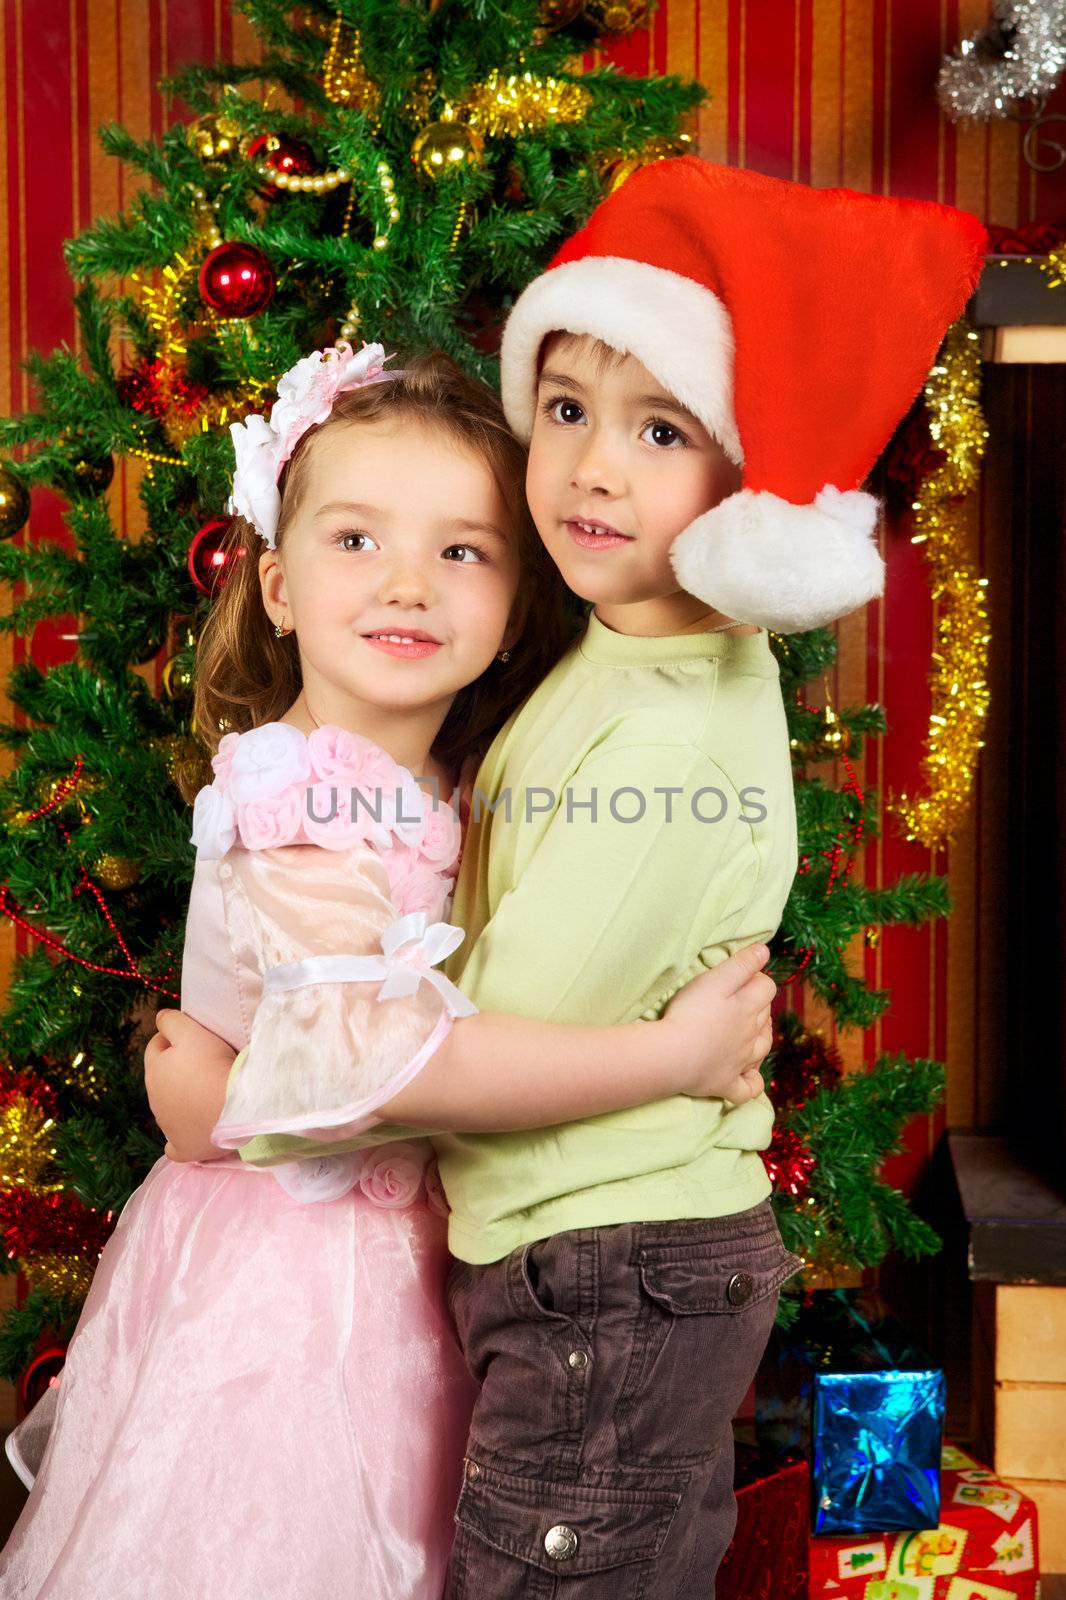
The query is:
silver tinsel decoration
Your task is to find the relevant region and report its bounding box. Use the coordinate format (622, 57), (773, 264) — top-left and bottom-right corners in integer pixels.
(938, 0), (1066, 121)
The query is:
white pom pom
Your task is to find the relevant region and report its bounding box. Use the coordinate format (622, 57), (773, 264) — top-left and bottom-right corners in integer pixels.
(669, 486), (885, 634)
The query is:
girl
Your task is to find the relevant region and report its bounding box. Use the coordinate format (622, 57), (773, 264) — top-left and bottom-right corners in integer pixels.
(0, 342), (774, 1600)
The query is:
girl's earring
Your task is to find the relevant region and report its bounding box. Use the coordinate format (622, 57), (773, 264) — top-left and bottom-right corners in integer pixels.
(274, 620), (290, 639)
(496, 649), (511, 663)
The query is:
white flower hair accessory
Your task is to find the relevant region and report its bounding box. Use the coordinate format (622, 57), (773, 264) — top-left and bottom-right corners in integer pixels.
(228, 341), (404, 548)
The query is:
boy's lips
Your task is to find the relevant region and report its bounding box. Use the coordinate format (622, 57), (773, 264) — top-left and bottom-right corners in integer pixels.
(565, 516), (634, 550)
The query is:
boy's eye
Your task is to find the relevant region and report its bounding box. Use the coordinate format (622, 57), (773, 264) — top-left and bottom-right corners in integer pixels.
(337, 530), (378, 552)
(641, 420), (686, 449)
(442, 543), (486, 564)
(545, 396), (586, 426)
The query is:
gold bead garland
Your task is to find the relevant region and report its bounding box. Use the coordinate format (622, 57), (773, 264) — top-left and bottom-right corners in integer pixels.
(449, 202), (468, 254)
(887, 319), (991, 850)
(265, 164), (350, 194)
(323, 17), (381, 128)
(339, 160), (400, 338)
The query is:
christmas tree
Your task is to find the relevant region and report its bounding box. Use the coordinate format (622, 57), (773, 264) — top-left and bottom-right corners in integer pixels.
(0, 0), (945, 1379)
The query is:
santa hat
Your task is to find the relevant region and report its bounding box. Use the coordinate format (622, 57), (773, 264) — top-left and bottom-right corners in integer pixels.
(500, 158), (986, 634)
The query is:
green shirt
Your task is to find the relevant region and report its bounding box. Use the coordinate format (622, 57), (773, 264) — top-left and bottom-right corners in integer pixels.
(240, 615), (798, 1265)
(433, 614), (798, 1262)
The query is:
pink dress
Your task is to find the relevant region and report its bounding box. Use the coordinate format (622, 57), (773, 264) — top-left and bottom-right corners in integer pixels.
(0, 723), (479, 1600)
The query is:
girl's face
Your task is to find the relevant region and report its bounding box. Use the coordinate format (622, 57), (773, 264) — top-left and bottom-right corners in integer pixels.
(259, 419), (522, 736)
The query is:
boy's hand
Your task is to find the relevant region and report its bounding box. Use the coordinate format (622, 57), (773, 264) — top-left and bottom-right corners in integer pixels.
(144, 1011), (238, 1163)
(660, 945), (776, 1104)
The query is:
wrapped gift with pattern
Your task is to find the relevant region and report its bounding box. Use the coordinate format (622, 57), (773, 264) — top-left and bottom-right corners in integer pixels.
(716, 1446), (809, 1600)
(808, 1444), (1041, 1599)
(757, 1288), (945, 1535)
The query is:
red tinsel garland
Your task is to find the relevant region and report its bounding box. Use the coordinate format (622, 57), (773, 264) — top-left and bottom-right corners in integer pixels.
(0, 1188), (114, 1263)
(0, 1064), (59, 1120)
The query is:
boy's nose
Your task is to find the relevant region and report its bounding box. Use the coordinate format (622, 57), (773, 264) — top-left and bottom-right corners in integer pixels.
(570, 435), (624, 497)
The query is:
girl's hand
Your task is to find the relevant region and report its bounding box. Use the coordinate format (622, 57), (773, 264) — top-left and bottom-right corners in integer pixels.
(660, 944), (777, 1105)
(144, 1011), (238, 1163)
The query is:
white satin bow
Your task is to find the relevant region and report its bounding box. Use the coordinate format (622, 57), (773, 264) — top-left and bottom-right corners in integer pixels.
(262, 912), (477, 1017)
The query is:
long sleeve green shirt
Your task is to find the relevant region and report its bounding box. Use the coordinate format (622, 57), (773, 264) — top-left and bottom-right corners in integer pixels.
(432, 614), (798, 1262)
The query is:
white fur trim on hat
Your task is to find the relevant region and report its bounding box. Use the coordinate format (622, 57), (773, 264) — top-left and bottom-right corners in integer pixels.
(669, 485), (885, 634)
(501, 256), (743, 465)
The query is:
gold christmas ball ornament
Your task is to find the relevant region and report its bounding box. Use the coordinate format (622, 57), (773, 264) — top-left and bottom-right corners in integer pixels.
(0, 462), (30, 539)
(152, 734), (213, 801)
(161, 651), (196, 701)
(187, 112), (243, 165)
(602, 155), (647, 194)
(539, 0), (585, 29)
(411, 120), (484, 180)
(69, 454), (115, 498)
(584, 0), (652, 31)
(93, 854), (141, 891)
(817, 709), (852, 756)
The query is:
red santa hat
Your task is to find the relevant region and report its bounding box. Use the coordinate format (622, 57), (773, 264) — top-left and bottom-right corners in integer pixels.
(500, 158), (986, 634)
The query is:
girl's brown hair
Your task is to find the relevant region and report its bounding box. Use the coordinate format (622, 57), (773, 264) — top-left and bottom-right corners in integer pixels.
(193, 350), (579, 778)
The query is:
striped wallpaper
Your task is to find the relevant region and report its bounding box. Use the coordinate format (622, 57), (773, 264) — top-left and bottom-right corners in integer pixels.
(3, 0), (1063, 1203)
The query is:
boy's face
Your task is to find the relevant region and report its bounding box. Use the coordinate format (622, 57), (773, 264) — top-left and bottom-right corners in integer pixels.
(525, 334), (743, 633)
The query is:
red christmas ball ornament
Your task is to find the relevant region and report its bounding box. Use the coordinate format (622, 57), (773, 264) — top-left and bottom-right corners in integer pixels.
(247, 132), (317, 187)
(198, 242), (276, 318)
(188, 517), (245, 596)
(19, 1342), (68, 1414)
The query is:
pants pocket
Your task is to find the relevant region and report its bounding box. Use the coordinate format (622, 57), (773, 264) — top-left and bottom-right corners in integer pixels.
(446, 1454), (681, 1600)
(616, 1219), (801, 1469)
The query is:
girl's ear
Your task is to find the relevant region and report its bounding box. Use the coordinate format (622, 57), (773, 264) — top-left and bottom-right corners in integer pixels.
(502, 593), (529, 653)
(258, 548), (288, 627)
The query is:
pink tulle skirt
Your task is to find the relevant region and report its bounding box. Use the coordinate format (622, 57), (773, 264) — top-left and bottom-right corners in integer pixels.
(0, 1154), (477, 1599)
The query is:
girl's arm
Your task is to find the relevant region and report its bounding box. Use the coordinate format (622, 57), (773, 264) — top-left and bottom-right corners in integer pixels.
(146, 943), (773, 1160)
(378, 943), (773, 1129)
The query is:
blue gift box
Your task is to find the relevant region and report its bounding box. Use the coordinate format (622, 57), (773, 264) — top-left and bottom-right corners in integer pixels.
(755, 1288), (945, 1537)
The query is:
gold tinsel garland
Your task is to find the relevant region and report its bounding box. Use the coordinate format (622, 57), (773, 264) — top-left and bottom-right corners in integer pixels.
(0, 1097), (58, 1191)
(887, 319), (991, 849)
(1043, 243), (1066, 290)
(453, 69), (592, 138)
(130, 253), (274, 447)
(22, 1253), (98, 1300)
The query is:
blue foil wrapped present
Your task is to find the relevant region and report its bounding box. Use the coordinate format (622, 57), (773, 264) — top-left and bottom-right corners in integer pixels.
(755, 1289), (945, 1537)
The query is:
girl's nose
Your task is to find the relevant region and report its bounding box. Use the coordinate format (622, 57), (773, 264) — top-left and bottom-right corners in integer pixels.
(376, 555), (436, 607)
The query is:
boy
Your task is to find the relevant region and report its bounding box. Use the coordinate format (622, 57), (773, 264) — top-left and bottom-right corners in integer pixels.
(418, 159), (984, 1596)
(150, 159), (984, 1596)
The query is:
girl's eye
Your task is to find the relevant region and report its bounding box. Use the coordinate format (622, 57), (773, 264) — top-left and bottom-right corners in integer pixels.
(442, 543), (487, 564)
(641, 419), (686, 449)
(544, 396), (586, 426)
(337, 531), (378, 552)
